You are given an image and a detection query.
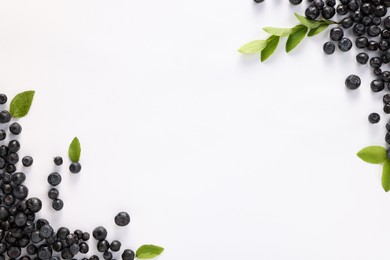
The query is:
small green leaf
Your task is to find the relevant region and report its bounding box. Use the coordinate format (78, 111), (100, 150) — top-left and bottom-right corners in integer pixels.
(263, 27), (293, 36)
(294, 13), (322, 29)
(307, 24), (329, 37)
(136, 245), (164, 259)
(382, 160), (390, 192)
(286, 25), (308, 53)
(68, 137), (81, 163)
(238, 40), (267, 54)
(9, 90), (35, 118)
(357, 146), (387, 164)
(261, 35), (280, 62)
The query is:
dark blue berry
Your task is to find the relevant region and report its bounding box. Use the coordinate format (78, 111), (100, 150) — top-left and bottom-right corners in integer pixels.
(323, 42), (335, 54)
(330, 27), (344, 41)
(47, 172), (62, 186)
(371, 79), (385, 92)
(115, 212), (130, 226)
(54, 156), (63, 166)
(110, 240), (121, 252)
(6, 152), (19, 164)
(48, 188), (59, 199)
(369, 113), (380, 123)
(337, 4), (348, 15)
(322, 6), (335, 19)
(26, 197), (42, 213)
(0, 111), (11, 124)
(8, 140), (20, 153)
(92, 226), (107, 241)
(52, 199), (63, 211)
(0, 94), (7, 105)
(370, 57), (382, 68)
(367, 25), (381, 37)
(69, 162), (81, 174)
(0, 130), (5, 141)
(97, 240), (109, 252)
(22, 156), (33, 167)
(9, 122), (22, 135)
(305, 6), (320, 20)
(367, 40), (379, 51)
(122, 249), (135, 260)
(356, 53), (369, 64)
(338, 38), (352, 52)
(341, 17), (354, 28)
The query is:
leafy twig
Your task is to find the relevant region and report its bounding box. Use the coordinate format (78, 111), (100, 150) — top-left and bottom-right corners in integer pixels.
(239, 13), (337, 62)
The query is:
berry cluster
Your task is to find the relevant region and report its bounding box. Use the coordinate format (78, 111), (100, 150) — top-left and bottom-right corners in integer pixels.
(0, 93), (136, 260)
(254, 0), (390, 149)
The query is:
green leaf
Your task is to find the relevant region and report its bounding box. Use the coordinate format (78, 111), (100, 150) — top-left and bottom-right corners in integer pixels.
(68, 137), (81, 163)
(286, 25), (308, 53)
(263, 27), (293, 37)
(238, 40), (267, 54)
(320, 18), (338, 25)
(9, 90), (35, 118)
(260, 35), (280, 62)
(294, 13), (322, 29)
(357, 146), (387, 164)
(136, 245), (164, 259)
(307, 23), (329, 37)
(382, 160), (390, 192)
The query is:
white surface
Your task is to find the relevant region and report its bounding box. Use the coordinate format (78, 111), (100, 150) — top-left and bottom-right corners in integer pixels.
(0, 0), (389, 259)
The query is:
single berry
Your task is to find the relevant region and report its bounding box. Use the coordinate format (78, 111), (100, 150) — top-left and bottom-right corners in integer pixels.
(69, 162), (82, 173)
(384, 104), (390, 114)
(356, 53), (369, 64)
(97, 240), (110, 252)
(110, 240), (121, 252)
(9, 122), (22, 135)
(54, 156), (63, 166)
(22, 156), (33, 167)
(371, 79), (385, 92)
(345, 75), (361, 89)
(47, 172), (62, 186)
(305, 6), (320, 20)
(368, 113), (380, 123)
(370, 57), (382, 68)
(0, 111), (11, 124)
(8, 140), (20, 153)
(330, 27), (344, 41)
(322, 6), (335, 19)
(338, 38), (352, 52)
(52, 199), (64, 211)
(48, 188), (59, 199)
(323, 42), (335, 54)
(92, 226), (107, 240)
(122, 249), (135, 260)
(367, 25), (381, 37)
(115, 212), (131, 226)
(0, 94), (7, 105)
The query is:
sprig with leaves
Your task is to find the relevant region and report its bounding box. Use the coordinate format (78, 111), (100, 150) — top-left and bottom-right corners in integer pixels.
(357, 146), (390, 192)
(239, 13), (338, 62)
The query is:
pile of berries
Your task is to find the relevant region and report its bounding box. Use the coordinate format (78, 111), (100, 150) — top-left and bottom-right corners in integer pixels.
(0, 93), (135, 260)
(254, 0), (390, 146)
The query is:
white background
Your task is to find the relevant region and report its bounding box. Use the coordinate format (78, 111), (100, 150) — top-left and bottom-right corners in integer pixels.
(0, 0), (389, 259)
